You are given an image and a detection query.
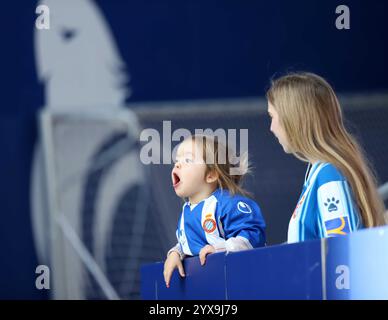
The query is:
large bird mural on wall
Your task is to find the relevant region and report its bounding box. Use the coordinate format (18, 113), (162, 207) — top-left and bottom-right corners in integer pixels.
(31, 0), (164, 299)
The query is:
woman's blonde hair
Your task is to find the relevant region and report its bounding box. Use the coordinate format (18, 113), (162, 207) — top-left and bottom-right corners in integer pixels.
(189, 134), (250, 197)
(266, 72), (386, 227)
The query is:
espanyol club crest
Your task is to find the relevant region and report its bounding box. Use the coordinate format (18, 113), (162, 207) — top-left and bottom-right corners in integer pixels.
(202, 217), (217, 233)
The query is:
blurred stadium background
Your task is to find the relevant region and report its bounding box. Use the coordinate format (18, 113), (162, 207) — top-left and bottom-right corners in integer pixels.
(1, 0), (388, 299)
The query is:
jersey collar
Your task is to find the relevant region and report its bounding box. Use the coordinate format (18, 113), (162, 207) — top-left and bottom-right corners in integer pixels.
(304, 161), (322, 186)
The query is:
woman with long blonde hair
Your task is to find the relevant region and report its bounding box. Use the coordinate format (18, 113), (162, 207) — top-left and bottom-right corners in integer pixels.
(266, 72), (386, 243)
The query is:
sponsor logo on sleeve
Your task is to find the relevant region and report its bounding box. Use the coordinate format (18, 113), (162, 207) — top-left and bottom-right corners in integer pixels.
(237, 201), (252, 214)
(325, 216), (350, 236)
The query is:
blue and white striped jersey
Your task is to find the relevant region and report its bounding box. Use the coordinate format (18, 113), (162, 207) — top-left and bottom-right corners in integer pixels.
(288, 162), (362, 243)
(174, 188), (266, 256)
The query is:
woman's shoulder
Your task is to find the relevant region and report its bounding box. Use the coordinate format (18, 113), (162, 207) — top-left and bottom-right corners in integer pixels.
(315, 162), (346, 185)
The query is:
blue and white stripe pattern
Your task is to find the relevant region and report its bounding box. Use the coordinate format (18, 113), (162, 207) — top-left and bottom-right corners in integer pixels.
(175, 188), (266, 256)
(288, 162), (362, 243)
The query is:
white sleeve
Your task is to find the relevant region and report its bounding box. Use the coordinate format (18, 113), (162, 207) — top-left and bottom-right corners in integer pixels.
(212, 236), (253, 253)
(317, 180), (352, 237)
(167, 243), (186, 260)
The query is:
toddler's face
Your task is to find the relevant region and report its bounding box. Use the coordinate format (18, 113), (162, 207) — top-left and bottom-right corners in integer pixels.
(171, 139), (208, 201)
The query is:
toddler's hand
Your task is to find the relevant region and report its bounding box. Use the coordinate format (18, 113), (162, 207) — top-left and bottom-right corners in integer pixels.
(163, 251), (185, 288)
(199, 244), (215, 266)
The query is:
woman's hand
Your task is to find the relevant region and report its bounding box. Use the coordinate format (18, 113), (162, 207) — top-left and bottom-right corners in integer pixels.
(199, 244), (216, 266)
(163, 251), (185, 288)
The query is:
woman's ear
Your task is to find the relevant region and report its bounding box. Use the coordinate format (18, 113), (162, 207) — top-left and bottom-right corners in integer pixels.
(206, 169), (219, 184)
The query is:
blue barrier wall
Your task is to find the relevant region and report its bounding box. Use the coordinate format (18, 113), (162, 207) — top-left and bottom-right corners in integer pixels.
(141, 226), (388, 300)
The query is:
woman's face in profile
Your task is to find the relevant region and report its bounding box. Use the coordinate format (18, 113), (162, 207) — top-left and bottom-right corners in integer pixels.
(268, 102), (291, 153)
